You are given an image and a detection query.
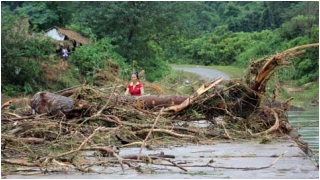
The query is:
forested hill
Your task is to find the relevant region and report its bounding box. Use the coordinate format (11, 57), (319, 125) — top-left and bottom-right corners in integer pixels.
(1, 1), (319, 96)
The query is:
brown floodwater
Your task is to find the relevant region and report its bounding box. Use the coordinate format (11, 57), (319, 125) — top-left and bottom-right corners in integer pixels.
(6, 138), (318, 179)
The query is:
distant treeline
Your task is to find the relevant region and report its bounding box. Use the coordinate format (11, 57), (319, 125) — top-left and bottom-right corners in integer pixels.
(1, 2), (318, 95)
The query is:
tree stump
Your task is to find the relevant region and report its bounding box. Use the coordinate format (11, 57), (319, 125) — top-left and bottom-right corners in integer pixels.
(30, 91), (89, 118)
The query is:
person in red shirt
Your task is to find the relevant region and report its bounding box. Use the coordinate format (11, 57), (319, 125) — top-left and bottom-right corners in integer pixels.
(124, 72), (144, 96)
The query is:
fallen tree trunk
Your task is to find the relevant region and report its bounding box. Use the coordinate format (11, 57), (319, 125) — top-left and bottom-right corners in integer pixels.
(134, 95), (187, 110)
(25, 43), (318, 119)
(251, 43), (319, 94)
(132, 76), (223, 112)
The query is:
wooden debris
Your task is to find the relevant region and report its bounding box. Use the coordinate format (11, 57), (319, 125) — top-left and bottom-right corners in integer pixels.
(29, 91), (90, 118)
(1, 43), (318, 175)
(163, 76), (223, 114)
(1, 100), (12, 110)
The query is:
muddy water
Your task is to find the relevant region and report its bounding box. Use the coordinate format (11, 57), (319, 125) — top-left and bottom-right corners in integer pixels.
(288, 109), (319, 155)
(7, 139), (319, 179)
(7, 115), (319, 178)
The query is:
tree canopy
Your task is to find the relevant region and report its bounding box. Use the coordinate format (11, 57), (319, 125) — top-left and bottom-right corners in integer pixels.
(1, 1), (318, 95)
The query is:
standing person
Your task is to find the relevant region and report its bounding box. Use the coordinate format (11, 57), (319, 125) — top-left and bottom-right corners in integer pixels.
(61, 48), (69, 66)
(124, 72), (144, 96)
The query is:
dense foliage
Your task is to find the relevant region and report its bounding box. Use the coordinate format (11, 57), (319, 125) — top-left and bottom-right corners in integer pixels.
(70, 38), (127, 76)
(1, 1), (318, 95)
(1, 7), (55, 95)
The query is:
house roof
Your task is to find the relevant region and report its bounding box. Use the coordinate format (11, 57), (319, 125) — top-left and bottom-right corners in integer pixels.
(45, 26), (90, 45)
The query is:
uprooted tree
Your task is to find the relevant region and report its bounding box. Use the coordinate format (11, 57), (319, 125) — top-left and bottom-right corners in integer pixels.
(1, 43), (318, 174)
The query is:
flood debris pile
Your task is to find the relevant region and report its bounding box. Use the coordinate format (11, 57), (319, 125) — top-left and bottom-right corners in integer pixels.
(1, 43), (318, 175)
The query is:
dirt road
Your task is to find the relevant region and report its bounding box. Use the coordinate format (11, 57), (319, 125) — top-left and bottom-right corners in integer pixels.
(172, 66), (230, 80)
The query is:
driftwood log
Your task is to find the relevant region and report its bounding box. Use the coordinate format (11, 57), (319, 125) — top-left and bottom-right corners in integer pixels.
(30, 91), (90, 118)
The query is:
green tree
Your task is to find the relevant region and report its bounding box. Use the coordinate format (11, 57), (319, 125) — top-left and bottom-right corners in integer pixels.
(70, 38), (128, 84)
(15, 1), (74, 30)
(280, 2), (319, 40)
(70, 1), (201, 81)
(2, 1), (318, 87)
(1, 7), (55, 95)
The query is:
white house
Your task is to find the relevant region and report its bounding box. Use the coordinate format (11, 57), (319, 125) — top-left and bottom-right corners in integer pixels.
(45, 28), (65, 41)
